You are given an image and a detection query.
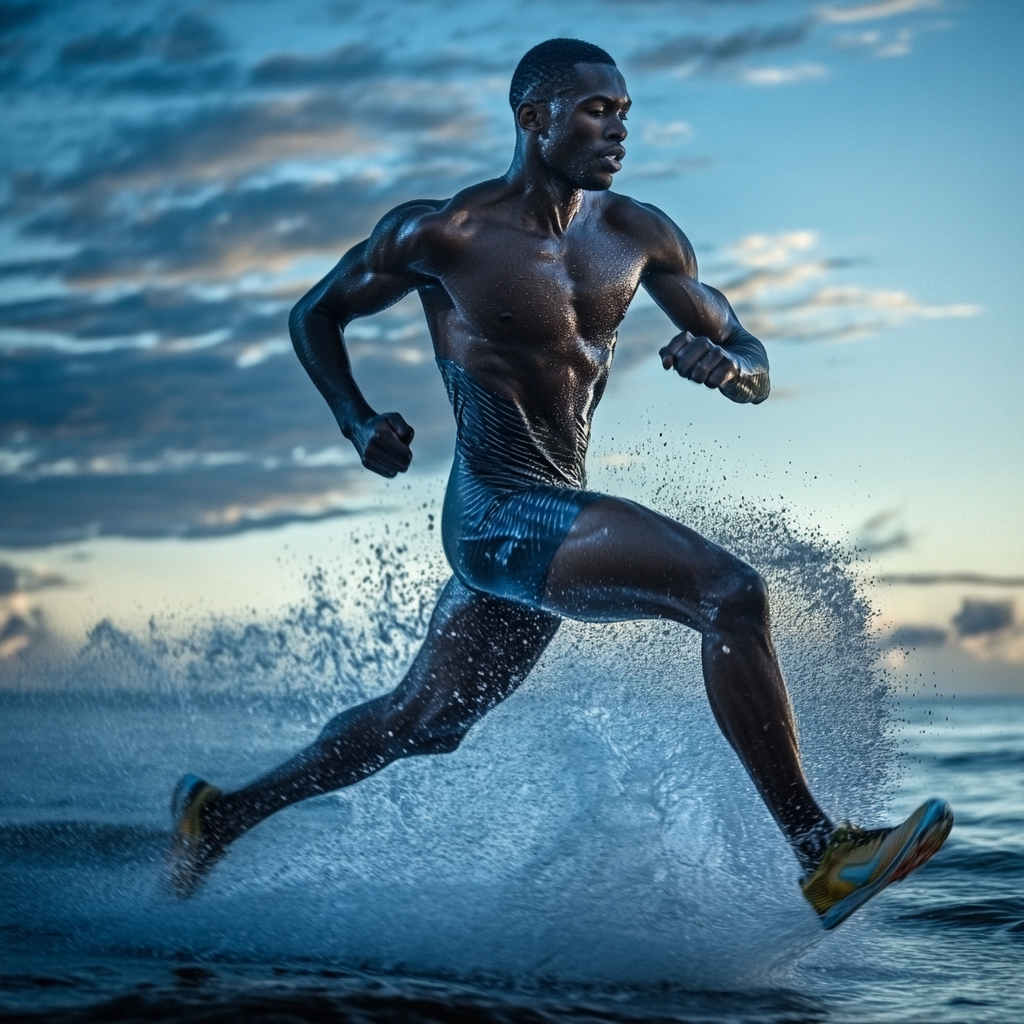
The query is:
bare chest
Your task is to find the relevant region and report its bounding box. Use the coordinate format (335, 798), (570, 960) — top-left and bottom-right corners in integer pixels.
(437, 225), (646, 343)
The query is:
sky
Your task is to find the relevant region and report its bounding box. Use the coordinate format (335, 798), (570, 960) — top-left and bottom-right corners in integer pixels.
(0, 0), (1022, 690)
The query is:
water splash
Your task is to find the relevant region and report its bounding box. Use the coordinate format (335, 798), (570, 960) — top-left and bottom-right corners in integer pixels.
(2, 485), (895, 994)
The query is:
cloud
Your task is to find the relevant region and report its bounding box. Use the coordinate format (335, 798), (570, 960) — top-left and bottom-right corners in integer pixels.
(631, 21), (810, 75)
(709, 230), (982, 343)
(855, 507), (912, 554)
(0, 557), (62, 661)
(818, 0), (939, 25)
(12, 83), (489, 209)
(0, 292), (457, 545)
(640, 120), (694, 146)
(740, 62), (828, 86)
(953, 599), (1014, 637)
(59, 29), (147, 66)
(881, 624), (947, 648)
(101, 61), (236, 96)
(0, 1), (974, 545)
(833, 27), (915, 57)
(157, 13), (226, 63)
(0, 31), (504, 545)
(877, 573), (1024, 587)
(56, 13), (225, 69)
(251, 42), (386, 87)
(6, 84), (496, 299)
(0, 2), (42, 35)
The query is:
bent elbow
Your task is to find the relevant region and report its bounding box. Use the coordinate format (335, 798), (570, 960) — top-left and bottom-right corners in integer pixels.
(288, 299), (309, 346)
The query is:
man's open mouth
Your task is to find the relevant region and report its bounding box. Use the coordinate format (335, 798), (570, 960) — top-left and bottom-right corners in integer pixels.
(599, 151), (624, 172)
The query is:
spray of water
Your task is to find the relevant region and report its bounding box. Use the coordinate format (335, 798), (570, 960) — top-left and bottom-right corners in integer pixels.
(2, 464), (896, 996)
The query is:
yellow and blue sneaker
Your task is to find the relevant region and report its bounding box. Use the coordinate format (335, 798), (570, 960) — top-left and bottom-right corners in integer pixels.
(801, 797), (953, 930)
(164, 774), (223, 899)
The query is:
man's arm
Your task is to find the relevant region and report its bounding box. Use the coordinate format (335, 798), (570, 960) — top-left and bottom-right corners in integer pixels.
(637, 204), (769, 405)
(288, 202), (440, 476)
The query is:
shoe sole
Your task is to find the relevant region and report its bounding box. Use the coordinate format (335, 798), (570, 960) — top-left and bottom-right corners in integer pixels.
(820, 797), (953, 930)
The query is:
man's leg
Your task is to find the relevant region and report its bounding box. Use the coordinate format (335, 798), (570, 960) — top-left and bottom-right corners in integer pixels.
(542, 497), (833, 871)
(200, 577), (561, 853)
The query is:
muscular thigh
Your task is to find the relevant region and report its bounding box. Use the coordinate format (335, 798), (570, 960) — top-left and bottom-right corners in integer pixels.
(386, 577), (561, 736)
(542, 496), (744, 628)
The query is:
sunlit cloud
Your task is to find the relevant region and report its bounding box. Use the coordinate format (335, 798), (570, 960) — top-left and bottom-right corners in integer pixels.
(640, 120), (694, 147)
(879, 597), (1024, 668)
(710, 231), (982, 343)
(833, 27), (915, 57)
(818, 0), (940, 25)
(740, 62), (829, 86)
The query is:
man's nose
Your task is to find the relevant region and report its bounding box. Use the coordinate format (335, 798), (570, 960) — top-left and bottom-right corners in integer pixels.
(607, 118), (627, 141)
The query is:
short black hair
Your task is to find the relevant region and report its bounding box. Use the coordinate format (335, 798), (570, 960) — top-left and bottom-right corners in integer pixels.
(509, 38), (616, 112)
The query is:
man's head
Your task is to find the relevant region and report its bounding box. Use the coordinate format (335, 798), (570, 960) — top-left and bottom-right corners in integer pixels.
(510, 38), (629, 191)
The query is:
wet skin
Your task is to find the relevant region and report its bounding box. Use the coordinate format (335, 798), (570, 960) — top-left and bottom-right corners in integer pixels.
(204, 63), (833, 873)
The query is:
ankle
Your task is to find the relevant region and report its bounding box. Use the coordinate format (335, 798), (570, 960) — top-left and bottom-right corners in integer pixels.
(200, 795), (235, 849)
(793, 820), (835, 874)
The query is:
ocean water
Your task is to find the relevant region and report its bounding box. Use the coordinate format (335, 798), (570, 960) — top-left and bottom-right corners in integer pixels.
(1, 519), (1022, 1023)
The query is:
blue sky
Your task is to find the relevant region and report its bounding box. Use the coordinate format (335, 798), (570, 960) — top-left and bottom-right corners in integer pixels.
(1, 0), (1021, 683)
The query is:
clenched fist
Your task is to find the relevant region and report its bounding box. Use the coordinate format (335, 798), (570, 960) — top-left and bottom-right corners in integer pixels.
(349, 412), (414, 478)
(660, 331), (740, 390)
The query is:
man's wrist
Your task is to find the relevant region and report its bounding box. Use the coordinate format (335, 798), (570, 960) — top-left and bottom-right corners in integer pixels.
(335, 403), (376, 440)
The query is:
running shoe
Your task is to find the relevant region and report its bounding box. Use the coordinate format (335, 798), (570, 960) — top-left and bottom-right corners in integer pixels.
(164, 773), (223, 899)
(800, 797), (953, 930)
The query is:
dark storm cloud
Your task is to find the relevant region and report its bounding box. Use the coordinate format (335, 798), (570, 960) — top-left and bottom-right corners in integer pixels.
(631, 21), (809, 72)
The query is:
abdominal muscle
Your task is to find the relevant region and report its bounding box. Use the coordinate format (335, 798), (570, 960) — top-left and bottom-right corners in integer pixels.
(423, 306), (616, 464)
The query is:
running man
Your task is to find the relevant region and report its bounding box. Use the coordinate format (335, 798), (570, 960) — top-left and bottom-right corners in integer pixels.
(168, 39), (951, 929)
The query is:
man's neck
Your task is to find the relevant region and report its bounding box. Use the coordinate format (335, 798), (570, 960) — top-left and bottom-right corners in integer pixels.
(503, 146), (584, 238)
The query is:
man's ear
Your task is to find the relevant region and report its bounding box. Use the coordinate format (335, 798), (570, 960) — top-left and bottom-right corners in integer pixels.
(517, 101), (547, 133)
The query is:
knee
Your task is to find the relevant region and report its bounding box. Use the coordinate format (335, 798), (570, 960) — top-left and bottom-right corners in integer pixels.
(382, 701), (472, 758)
(715, 561), (769, 631)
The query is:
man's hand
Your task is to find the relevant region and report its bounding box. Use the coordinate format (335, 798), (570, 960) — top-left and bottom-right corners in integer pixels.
(660, 331), (740, 390)
(349, 412), (414, 478)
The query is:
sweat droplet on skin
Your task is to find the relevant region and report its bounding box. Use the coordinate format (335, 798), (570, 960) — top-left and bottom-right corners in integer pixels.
(721, 644), (730, 654)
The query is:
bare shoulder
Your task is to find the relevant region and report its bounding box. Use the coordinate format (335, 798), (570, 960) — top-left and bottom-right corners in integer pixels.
(363, 197), (447, 268)
(601, 193), (698, 277)
(365, 180), (506, 270)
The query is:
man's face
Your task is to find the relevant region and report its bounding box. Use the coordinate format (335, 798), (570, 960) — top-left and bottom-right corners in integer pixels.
(534, 63), (630, 191)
